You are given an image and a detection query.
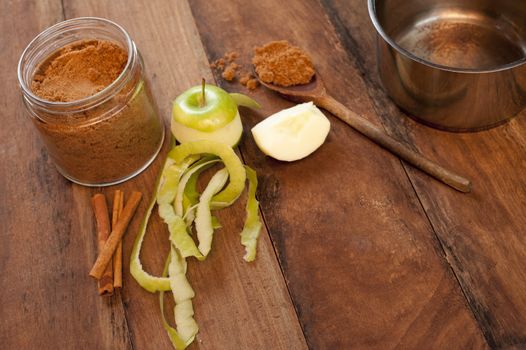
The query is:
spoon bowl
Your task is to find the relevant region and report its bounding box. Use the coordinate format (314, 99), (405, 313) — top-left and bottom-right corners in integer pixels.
(255, 72), (326, 103)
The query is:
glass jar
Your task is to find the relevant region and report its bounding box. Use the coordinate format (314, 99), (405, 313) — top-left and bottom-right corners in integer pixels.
(17, 17), (164, 186)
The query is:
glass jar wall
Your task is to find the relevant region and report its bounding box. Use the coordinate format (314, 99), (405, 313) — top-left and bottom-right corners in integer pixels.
(17, 17), (164, 186)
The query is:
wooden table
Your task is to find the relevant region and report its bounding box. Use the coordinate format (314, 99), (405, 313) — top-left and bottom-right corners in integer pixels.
(2, 1), (526, 349)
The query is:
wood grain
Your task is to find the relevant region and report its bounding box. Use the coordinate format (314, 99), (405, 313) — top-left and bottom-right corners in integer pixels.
(189, 0), (488, 348)
(322, 0), (526, 347)
(60, 0), (307, 349)
(0, 1), (132, 349)
(5, 0), (525, 349)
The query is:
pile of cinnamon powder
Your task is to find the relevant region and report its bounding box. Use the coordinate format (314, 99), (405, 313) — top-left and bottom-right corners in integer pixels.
(252, 40), (315, 87)
(32, 40), (128, 102)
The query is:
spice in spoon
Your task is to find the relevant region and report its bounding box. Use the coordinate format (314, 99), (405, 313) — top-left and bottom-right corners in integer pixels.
(252, 40), (315, 87)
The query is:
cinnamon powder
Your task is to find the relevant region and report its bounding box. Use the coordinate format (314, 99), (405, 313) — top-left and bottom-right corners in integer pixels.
(211, 51), (259, 90)
(239, 72), (258, 90)
(30, 39), (163, 184)
(32, 40), (128, 102)
(221, 62), (240, 81)
(252, 40), (315, 87)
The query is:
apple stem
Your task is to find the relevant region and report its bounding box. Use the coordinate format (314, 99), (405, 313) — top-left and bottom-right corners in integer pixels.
(200, 78), (206, 108)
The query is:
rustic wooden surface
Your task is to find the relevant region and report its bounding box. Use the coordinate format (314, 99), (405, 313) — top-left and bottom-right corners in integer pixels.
(1, 0), (525, 349)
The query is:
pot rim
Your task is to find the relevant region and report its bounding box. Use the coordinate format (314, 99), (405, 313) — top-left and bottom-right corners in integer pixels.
(367, 0), (526, 74)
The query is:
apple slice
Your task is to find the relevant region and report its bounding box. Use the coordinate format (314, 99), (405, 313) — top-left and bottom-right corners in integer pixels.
(251, 102), (330, 161)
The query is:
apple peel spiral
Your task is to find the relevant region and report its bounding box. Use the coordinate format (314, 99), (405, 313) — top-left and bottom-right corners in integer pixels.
(131, 134), (263, 349)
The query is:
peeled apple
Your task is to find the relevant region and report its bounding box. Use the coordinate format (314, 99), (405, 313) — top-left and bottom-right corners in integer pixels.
(171, 84), (260, 147)
(171, 112), (243, 147)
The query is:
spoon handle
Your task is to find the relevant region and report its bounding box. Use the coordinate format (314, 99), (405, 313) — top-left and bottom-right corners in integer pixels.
(315, 95), (472, 193)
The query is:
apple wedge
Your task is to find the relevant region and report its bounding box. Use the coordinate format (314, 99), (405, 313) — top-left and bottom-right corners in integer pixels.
(251, 102), (330, 161)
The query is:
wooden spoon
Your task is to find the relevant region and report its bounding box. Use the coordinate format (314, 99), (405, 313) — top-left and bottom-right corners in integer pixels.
(254, 73), (472, 193)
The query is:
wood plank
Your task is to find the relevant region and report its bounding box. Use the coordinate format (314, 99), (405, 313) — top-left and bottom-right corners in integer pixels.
(323, 0), (526, 347)
(61, 1), (307, 349)
(189, 0), (489, 348)
(0, 2), (132, 349)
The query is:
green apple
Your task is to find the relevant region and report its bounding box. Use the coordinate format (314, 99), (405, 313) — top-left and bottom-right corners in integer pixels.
(251, 102), (330, 161)
(171, 84), (260, 147)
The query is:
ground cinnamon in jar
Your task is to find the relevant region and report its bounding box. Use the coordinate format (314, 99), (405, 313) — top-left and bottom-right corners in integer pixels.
(32, 40), (127, 102)
(27, 38), (163, 185)
(252, 40), (315, 87)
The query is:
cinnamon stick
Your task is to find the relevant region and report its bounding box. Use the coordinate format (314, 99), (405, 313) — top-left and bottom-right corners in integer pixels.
(90, 191), (142, 280)
(91, 193), (114, 296)
(112, 190), (124, 288)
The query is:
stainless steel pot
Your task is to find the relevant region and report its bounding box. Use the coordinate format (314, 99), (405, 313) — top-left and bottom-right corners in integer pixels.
(368, 0), (526, 131)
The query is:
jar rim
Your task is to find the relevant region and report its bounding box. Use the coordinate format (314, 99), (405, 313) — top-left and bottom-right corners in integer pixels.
(17, 17), (135, 111)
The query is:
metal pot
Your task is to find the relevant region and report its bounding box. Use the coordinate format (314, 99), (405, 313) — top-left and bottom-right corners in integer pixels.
(368, 0), (526, 131)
